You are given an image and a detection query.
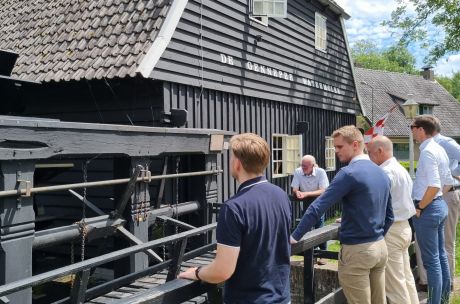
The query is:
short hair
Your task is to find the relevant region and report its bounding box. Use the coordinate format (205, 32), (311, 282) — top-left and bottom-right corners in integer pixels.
(432, 116), (441, 133)
(229, 133), (269, 174)
(302, 155), (316, 164)
(331, 125), (364, 149)
(413, 115), (437, 136)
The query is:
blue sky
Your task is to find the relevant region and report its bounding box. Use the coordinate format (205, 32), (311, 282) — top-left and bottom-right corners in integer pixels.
(335, 0), (460, 77)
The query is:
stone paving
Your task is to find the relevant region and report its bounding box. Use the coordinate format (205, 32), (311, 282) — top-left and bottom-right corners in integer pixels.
(314, 260), (460, 303)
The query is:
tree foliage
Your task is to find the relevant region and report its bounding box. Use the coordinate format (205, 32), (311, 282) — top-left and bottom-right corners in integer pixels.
(383, 0), (460, 64)
(436, 72), (460, 101)
(351, 40), (418, 74)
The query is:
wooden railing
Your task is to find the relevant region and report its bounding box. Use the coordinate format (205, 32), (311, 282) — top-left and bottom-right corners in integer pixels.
(0, 223), (344, 304)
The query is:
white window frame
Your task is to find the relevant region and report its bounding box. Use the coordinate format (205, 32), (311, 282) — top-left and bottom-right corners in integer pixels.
(249, 15), (269, 26)
(315, 12), (327, 52)
(252, 0), (287, 18)
(272, 134), (302, 178)
(418, 105), (433, 115)
(325, 136), (336, 171)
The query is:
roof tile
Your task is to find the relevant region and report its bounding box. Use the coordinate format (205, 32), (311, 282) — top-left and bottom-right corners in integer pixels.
(0, 0), (172, 82)
(355, 68), (460, 138)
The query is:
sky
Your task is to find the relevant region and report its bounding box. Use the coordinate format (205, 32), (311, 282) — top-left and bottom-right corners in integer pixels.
(334, 0), (460, 77)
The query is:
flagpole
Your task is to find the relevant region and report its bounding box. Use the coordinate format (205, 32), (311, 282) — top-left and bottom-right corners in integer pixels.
(409, 130), (415, 179)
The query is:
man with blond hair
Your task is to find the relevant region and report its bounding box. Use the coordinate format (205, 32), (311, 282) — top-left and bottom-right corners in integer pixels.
(367, 136), (418, 304)
(291, 125), (393, 304)
(179, 133), (292, 304)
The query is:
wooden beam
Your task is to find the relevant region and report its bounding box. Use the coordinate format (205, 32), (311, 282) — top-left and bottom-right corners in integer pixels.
(0, 117), (233, 160)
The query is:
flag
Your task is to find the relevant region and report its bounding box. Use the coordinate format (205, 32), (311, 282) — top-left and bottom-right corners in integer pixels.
(364, 105), (397, 144)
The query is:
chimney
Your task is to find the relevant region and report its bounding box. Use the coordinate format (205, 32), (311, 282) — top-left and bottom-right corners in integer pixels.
(421, 65), (434, 81)
(0, 49), (19, 77)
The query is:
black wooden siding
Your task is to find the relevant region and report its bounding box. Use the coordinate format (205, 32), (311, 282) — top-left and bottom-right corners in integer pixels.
(163, 81), (355, 200)
(152, 0), (358, 114)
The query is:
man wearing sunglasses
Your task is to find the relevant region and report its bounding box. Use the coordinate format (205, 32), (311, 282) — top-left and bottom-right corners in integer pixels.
(410, 115), (453, 304)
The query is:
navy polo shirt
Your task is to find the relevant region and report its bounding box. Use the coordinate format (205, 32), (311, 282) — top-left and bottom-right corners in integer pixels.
(216, 176), (291, 304)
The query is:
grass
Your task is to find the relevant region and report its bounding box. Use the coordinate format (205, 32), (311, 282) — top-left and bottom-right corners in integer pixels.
(293, 217), (460, 302)
(452, 223), (460, 303)
(456, 222), (460, 276)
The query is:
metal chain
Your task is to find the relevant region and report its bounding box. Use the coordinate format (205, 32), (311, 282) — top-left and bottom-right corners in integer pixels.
(162, 221), (166, 261)
(80, 160), (89, 262)
(174, 157), (180, 234)
(70, 240), (75, 287)
(143, 163), (148, 220)
(134, 169), (141, 223)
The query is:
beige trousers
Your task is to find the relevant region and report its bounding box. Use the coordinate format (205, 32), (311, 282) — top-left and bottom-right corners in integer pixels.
(416, 189), (460, 284)
(338, 239), (388, 304)
(385, 220), (419, 304)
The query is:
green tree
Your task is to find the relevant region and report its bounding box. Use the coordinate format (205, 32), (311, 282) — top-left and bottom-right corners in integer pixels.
(436, 72), (460, 102)
(383, 0), (460, 64)
(451, 72), (460, 100)
(352, 40), (418, 74)
(436, 75), (453, 94)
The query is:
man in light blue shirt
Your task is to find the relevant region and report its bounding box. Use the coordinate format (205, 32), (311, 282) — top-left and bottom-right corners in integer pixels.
(432, 117), (460, 287)
(291, 155), (330, 202)
(291, 155), (330, 261)
(411, 115), (451, 304)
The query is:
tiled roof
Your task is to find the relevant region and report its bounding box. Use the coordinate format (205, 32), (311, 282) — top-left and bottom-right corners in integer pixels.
(0, 0), (171, 82)
(355, 68), (460, 138)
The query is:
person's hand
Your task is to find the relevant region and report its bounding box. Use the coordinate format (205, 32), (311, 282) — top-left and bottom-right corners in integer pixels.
(295, 191), (303, 199)
(415, 209), (421, 218)
(290, 236), (298, 244)
(178, 267), (198, 280)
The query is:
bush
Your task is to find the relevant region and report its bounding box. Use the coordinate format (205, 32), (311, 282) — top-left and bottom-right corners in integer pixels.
(399, 161), (417, 173)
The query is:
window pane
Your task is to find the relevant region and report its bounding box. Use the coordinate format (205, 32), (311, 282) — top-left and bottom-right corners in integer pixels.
(274, 3), (284, 15)
(325, 136), (335, 171)
(253, 0), (286, 17)
(315, 12), (327, 51)
(254, 2), (264, 14)
(393, 143), (409, 160)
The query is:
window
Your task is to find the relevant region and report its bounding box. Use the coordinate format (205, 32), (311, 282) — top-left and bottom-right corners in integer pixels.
(325, 136), (336, 171)
(272, 134), (302, 177)
(418, 105), (433, 115)
(315, 12), (327, 52)
(252, 0), (287, 18)
(393, 143), (409, 160)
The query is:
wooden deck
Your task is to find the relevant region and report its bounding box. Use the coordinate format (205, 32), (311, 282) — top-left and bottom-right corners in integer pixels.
(86, 252), (216, 304)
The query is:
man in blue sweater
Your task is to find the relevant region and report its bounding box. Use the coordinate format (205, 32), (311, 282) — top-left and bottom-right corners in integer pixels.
(291, 125), (393, 304)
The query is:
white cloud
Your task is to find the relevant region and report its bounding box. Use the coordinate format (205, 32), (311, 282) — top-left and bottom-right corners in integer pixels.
(337, 0), (397, 49)
(335, 0), (460, 75)
(435, 55), (460, 77)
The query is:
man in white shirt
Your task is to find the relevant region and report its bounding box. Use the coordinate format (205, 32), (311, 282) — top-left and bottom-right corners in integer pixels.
(415, 116), (459, 290)
(367, 136), (418, 304)
(433, 117), (460, 287)
(411, 115), (452, 304)
(291, 155), (329, 263)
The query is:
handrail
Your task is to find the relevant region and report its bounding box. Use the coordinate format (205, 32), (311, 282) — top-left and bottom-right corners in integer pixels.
(0, 169), (223, 198)
(0, 222), (340, 300)
(291, 223), (340, 255)
(0, 223), (217, 297)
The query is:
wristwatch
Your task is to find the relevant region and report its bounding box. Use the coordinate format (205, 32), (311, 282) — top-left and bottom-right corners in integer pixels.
(195, 266), (203, 280)
(415, 203), (424, 214)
